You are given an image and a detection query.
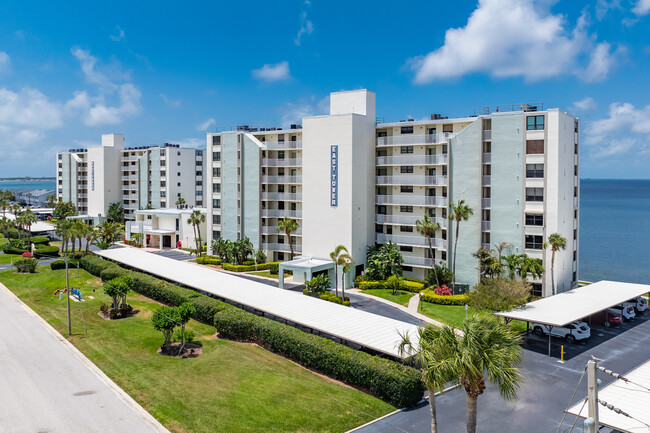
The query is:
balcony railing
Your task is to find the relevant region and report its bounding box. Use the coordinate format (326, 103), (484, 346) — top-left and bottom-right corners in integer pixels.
(262, 158), (302, 167)
(263, 141), (303, 150)
(77, 176), (88, 181)
(261, 226), (302, 235)
(376, 133), (455, 147)
(375, 175), (447, 186)
(376, 195), (447, 207)
(261, 192), (302, 201)
(121, 175), (139, 181)
(482, 153), (491, 163)
(402, 256), (434, 268)
(261, 175), (302, 184)
(123, 203), (139, 210)
(262, 243), (302, 253)
(120, 156), (141, 162)
(376, 214), (447, 228)
(482, 198), (491, 208)
(376, 233), (446, 248)
(375, 155), (447, 166)
(482, 175), (491, 185)
(482, 130), (492, 141)
(261, 209), (302, 218)
(482, 221), (491, 231)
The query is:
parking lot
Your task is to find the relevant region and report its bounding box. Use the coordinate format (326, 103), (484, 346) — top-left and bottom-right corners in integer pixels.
(356, 310), (650, 433)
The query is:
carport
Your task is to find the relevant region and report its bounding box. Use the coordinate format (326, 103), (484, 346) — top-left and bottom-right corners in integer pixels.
(278, 256), (335, 290)
(495, 280), (650, 356)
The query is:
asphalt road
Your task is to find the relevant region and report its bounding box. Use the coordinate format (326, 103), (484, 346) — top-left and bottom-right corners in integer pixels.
(357, 312), (650, 433)
(0, 283), (167, 433)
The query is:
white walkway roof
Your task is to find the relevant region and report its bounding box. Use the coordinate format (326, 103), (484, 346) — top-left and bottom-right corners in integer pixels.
(495, 281), (650, 327)
(96, 248), (419, 358)
(568, 360), (650, 432)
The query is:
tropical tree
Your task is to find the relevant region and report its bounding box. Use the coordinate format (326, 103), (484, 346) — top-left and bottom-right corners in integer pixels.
(467, 277), (532, 312)
(84, 225), (99, 255)
(18, 209), (37, 247)
(493, 241), (511, 262)
(152, 306), (180, 351)
(212, 238), (231, 262)
(330, 244), (354, 299)
(305, 273), (331, 295)
(416, 215), (442, 285)
(277, 217), (298, 260)
(71, 220), (86, 253)
(544, 233), (567, 296)
(107, 202), (124, 223)
(0, 216), (13, 238)
(0, 189), (15, 202)
(500, 254), (522, 280)
(104, 275), (132, 311)
(427, 263), (454, 288)
(55, 219), (73, 257)
(386, 275), (402, 295)
(448, 200), (474, 293)
(177, 302), (196, 354)
(175, 197), (186, 208)
(46, 194), (58, 208)
(187, 209), (206, 251)
(95, 221), (121, 250)
(365, 242), (403, 280)
(519, 255), (544, 280)
(472, 246), (501, 281)
(0, 199), (9, 216)
(53, 201), (77, 219)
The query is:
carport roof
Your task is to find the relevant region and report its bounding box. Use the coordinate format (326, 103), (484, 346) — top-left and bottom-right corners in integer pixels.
(494, 280), (650, 327)
(568, 360), (650, 432)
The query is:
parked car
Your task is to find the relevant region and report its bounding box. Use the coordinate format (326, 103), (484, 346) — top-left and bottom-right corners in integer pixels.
(609, 304), (635, 321)
(629, 297), (648, 313)
(531, 321), (591, 344)
(591, 310), (623, 327)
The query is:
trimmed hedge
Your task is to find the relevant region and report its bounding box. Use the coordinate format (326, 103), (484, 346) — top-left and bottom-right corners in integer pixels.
(221, 261), (282, 272)
(403, 277), (428, 286)
(34, 246), (60, 258)
(50, 259), (79, 270)
(2, 247), (28, 255)
(214, 309), (424, 408)
(30, 236), (50, 245)
(420, 288), (468, 306)
(196, 255), (221, 265)
(355, 277), (426, 293)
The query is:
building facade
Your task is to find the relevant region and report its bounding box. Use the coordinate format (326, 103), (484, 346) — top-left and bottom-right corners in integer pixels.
(207, 90), (579, 296)
(126, 207), (207, 249)
(57, 134), (205, 220)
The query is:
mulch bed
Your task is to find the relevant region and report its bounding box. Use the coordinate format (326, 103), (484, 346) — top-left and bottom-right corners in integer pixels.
(97, 309), (139, 321)
(157, 342), (203, 359)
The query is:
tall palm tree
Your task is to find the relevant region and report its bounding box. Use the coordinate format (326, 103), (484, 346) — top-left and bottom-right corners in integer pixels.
(187, 210), (206, 250)
(71, 220), (86, 253)
(448, 200), (474, 293)
(46, 194), (58, 208)
(0, 199), (9, 216)
(19, 209), (37, 247)
(84, 225), (99, 255)
(544, 233), (567, 296)
(0, 216), (13, 238)
(416, 215), (442, 287)
(277, 217), (298, 260)
(329, 244), (354, 299)
(493, 241), (511, 262)
(95, 221), (120, 250)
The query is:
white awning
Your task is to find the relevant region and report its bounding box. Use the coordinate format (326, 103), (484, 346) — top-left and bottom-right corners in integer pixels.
(568, 360), (650, 432)
(495, 280), (650, 327)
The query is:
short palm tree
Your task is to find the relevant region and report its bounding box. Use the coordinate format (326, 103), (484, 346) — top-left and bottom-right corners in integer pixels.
(46, 194), (58, 208)
(0, 216), (13, 238)
(0, 199), (9, 216)
(544, 233), (567, 295)
(416, 215), (442, 287)
(95, 221), (121, 250)
(519, 255), (544, 280)
(329, 244), (354, 299)
(187, 210), (206, 251)
(55, 219), (73, 256)
(19, 209), (37, 246)
(84, 225), (99, 255)
(449, 200), (474, 292)
(175, 197), (186, 208)
(71, 220), (86, 253)
(277, 217), (298, 260)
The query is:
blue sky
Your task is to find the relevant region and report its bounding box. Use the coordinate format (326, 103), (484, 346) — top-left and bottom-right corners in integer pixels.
(0, 0), (649, 178)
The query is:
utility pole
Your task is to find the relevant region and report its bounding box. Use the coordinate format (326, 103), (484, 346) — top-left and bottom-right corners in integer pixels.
(65, 237), (71, 336)
(587, 360), (599, 433)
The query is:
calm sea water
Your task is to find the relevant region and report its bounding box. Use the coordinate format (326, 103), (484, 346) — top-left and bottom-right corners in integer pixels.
(579, 179), (650, 284)
(0, 180), (56, 192)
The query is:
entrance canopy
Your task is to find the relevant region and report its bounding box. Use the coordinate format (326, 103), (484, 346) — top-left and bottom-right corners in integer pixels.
(568, 360), (650, 432)
(278, 256), (335, 289)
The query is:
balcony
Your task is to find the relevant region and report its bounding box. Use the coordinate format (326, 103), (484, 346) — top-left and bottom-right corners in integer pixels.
(375, 214), (447, 228)
(482, 153), (491, 163)
(121, 175), (139, 181)
(123, 203), (139, 210)
(261, 209), (302, 218)
(482, 221), (491, 231)
(121, 156), (141, 162)
(482, 175), (491, 185)
(77, 193), (88, 199)
(262, 158), (302, 167)
(376, 133), (455, 147)
(77, 176), (88, 181)
(482, 198), (491, 208)
(263, 141), (302, 150)
(261, 175), (302, 184)
(376, 175), (447, 186)
(375, 155), (447, 166)
(262, 243), (303, 253)
(261, 192), (302, 201)
(402, 256), (434, 268)
(482, 130), (492, 141)
(261, 226), (302, 236)
(376, 233), (446, 248)
(376, 195), (447, 207)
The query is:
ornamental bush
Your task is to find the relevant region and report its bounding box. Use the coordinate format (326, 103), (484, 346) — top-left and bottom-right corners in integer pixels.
(221, 261), (284, 272)
(420, 288), (468, 306)
(30, 236), (49, 245)
(14, 258), (38, 273)
(196, 255), (221, 265)
(50, 259), (79, 270)
(214, 309), (424, 408)
(3, 246), (28, 255)
(354, 277), (426, 293)
(433, 285), (452, 296)
(34, 246), (60, 258)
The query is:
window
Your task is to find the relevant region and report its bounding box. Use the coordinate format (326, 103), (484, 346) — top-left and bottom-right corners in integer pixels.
(526, 187), (544, 202)
(161, 191), (166, 197)
(213, 152), (221, 161)
(160, 149), (165, 156)
(574, 187), (578, 198)
(177, 151), (181, 156)
(213, 199), (220, 208)
(196, 171), (202, 176)
(213, 230), (221, 239)
(212, 136), (221, 146)
(441, 251), (446, 260)
(400, 126), (413, 134)
(160, 160), (166, 166)
(573, 271), (577, 282)
(400, 226), (413, 233)
(525, 214), (544, 226)
(573, 250), (577, 261)
(400, 186), (413, 193)
(177, 182), (181, 187)
(278, 134), (285, 142)
(196, 161), (202, 166)
(400, 246), (413, 252)
(526, 164), (544, 178)
(177, 172), (181, 176)
(400, 166), (414, 174)
(400, 206), (413, 213)
(526, 115), (545, 130)
(375, 224), (383, 233)
(213, 215), (221, 225)
(161, 171), (166, 177)
(402, 266), (413, 272)
(400, 146), (413, 154)
(525, 235), (544, 249)
(160, 181), (166, 187)
(530, 283), (542, 297)
(442, 124), (453, 133)
(526, 140), (544, 154)
(212, 183), (220, 193)
(213, 168), (221, 177)
(175, 219), (179, 231)
(177, 161), (181, 166)
(196, 180), (202, 186)
(161, 202), (166, 207)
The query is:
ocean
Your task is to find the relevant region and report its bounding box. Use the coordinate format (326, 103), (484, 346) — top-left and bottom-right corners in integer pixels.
(0, 179), (56, 192)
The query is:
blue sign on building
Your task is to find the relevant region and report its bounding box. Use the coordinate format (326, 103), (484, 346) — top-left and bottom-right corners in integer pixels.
(330, 145), (338, 207)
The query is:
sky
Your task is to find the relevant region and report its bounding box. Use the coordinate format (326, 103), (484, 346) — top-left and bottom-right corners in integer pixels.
(0, 0), (649, 178)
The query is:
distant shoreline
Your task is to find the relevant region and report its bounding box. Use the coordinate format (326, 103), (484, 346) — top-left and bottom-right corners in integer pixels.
(0, 178), (55, 182)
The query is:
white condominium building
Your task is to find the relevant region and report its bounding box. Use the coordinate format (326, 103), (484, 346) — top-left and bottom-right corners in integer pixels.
(207, 90), (579, 297)
(57, 134), (205, 220)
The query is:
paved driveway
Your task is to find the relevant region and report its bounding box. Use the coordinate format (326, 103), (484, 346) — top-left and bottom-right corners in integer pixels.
(0, 283), (167, 433)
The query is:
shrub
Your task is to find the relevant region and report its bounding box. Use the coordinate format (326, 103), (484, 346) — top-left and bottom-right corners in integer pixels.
(269, 263), (279, 274)
(427, 264), (454, 287)
(30, 236), (49, 245)
(243, 259), (255, 266)
(196, 255), (221, 265)
(386, 275), (402, 295)
(50, 259), (79, 270)
(466, 277), (531, 312)
(214, 309), (424, 408)
(3, 246), (27, 255)
(403, 277), (428, 286)
(355, 277), (425, 293)
(433, 285), (452, 296)
(21, 252), (33, 258)
(34, 246), (60, 258)
(222, 261), (284, 272)
(14, 258), (38, 273)
(420, 289), (468, 306)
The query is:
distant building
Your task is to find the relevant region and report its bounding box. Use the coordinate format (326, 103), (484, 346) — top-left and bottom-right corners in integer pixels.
(125, 207), (207, 249)
(14, 189), (55, 207)
(56, 134), (205, 221)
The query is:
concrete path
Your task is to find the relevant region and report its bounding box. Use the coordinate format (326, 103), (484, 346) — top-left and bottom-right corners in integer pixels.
(0, 283), (168, 433)
(348, 288), (445, 327)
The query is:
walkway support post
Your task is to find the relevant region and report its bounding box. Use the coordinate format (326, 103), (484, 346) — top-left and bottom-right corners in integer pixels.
(279, 264), (285, 290)
(587, 360), (599, 433)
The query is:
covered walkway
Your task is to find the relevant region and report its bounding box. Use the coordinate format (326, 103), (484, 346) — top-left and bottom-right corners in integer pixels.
(96, 248), (419, 358)
(278, 256), (335, 289)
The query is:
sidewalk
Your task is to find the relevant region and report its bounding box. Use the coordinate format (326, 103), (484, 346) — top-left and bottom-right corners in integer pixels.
(348, 288), (446, 327)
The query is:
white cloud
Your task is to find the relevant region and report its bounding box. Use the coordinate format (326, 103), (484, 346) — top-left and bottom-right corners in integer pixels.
(252, 61), (291, 82)
(0, 87), (63, 129)
(160, 93), (181, 107)
(294, 7), (314, 46)
(632, 0), (650, 16)
(583, 42), (625, 83)
(110, 25), (126, 42)
(197, 118), (216, 131)
(174, 138), (204, 148)
(409, 0), (618, 84)
(570, 97), (597, 112)
(596, 0), (621, 20)
(0, 52), (10, 73)
(279, 95), (329, 128)
(584, 102), (650, 158)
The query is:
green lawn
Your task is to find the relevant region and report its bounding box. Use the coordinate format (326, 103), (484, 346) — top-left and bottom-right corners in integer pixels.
(0, 254), (19, 265)
(246, 270), (291, 279)
(0, 268), (393, 433)
(418, 302), (528, 334)
(362, 289), (415, 307)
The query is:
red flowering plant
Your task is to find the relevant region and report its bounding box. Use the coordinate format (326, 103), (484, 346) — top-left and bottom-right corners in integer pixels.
(21, 252), (33, 258)
(434, 285), (452, 296)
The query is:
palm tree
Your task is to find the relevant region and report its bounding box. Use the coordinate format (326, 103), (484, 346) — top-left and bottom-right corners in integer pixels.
(329, 244), (354, 299)
(544, 233), (567, 296)
(416, 215), (442, 287)
(519, 255), (544, 280)
(55, 219), (73, 257)
(187, 210), (206, 251)
(71, 220), (86, 253)
(501, 254), (522, 280)
(19, 209), (37, 246)
(175, 197), (186, 209)
(46, 194), (58, 208)
(0, 199), (9, 216)
(0, 216), (13, 238)
(449, 200), (474, 293)
(493, 241), (511, 262)
(84, 225), (99, 255)
(95, 221), (121, 250)
(277, 217), (298, 260)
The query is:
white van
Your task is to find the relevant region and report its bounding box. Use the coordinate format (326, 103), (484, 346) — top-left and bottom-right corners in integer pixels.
(609, 304), (635, 320)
